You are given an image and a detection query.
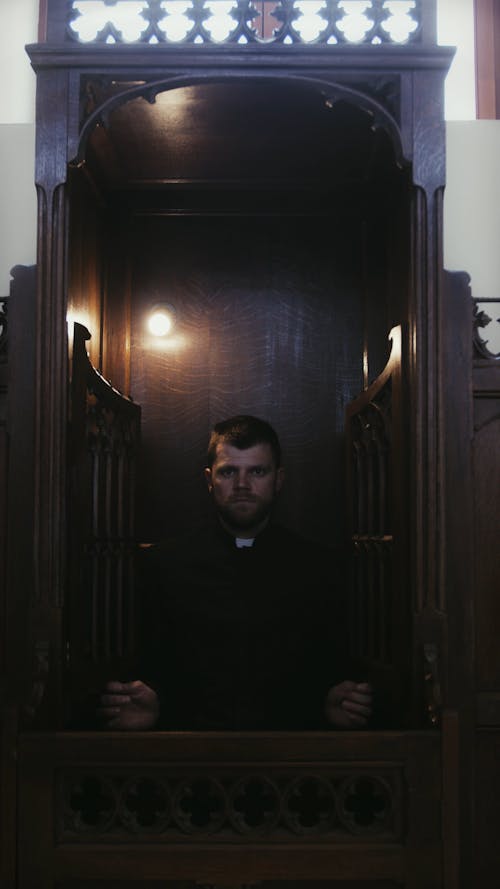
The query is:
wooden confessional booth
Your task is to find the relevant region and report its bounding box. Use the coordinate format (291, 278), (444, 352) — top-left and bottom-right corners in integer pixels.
(2, 1), (500, 887)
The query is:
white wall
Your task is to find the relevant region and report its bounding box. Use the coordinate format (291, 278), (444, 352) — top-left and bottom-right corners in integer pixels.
(438, 0), (476, 120)
(438, 0), (500, 353)
(0, 0), (38, 295)
(444, 121), (500, 353)
(0, 0), (38, 124)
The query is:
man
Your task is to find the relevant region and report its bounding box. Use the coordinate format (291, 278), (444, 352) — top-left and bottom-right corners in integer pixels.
(99, 416), (372, 730)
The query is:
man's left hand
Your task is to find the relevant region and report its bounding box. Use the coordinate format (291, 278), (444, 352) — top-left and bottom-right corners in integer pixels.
(324, 680), (373, 728)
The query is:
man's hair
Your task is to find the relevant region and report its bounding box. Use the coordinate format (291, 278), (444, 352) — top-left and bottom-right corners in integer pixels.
(207, 415), (282, 468)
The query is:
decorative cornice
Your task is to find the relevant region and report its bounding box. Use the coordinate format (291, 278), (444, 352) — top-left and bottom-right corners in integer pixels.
(26, 41), (456, 72)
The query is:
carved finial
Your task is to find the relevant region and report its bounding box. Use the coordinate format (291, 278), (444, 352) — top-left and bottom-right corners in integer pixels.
(423, 643), (442, 727)
(473, 299), (500, 359)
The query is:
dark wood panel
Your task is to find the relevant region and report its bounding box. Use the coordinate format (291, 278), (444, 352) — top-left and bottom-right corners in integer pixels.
(101, 215), (132, 395)
(2, 267), (37, 886)
(127, 214), (387, 546)
(56, 882), (403, 889)
(87, 82), (397, 191)
(0, 425), (6, 679)
(18, 731), (441, 888)
(4, 267), (37, 712)
(475, 730), (500, 886)
(68, 168), (105, 370)
(474, 414), (500, 690)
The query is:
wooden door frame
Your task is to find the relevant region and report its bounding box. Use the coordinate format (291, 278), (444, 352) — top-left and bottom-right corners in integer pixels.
(25, 31), (455, 715)
(11, 9), (477, 883)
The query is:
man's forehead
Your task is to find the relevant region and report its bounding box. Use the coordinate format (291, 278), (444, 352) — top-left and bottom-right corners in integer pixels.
(213, 442), (275, 465)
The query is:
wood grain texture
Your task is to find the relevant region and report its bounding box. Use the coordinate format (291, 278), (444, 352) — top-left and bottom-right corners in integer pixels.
(474, 415), (500, 689)
(127, 215), (386, 545)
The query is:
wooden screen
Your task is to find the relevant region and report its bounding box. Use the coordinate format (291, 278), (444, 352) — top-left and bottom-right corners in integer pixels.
(345, 325), (409, 726)
(66, 323), (141, 726)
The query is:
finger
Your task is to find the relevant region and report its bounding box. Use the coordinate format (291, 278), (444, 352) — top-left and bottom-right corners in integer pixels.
(99, 694), (131, 707)
(341, 699), (372, 717)
(127, 681), (149, 698)
(97, 706), (122, 719)
(104, 681), (128, 694)
(341, 697), (371, 712)
(105, 680), (140, 693)
(337, 681), (358, 694)
(343, 692), (373, 706)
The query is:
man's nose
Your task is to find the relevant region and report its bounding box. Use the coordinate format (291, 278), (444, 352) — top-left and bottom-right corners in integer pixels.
(234, 471), (251, 488)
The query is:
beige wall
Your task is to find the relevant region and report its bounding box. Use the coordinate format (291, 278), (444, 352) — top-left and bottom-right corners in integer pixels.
(444, 121), (500, 354)
(0, 1), (499, 353)
(0, 0), (37, 296)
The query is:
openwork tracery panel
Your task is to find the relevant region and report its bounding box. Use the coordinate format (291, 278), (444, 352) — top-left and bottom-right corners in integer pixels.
(59, 766), (402, 840)
(85, 387), (140, 660)
(473, 298), (500, 360)
(69, 323), (141, 679)
(346, 326), (405, 674)
(349, 380), (393, 664)
(67, 0), (422, 46)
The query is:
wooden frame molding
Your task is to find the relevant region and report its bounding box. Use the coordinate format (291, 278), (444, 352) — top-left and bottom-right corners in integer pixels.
(475, 0), (500, 118)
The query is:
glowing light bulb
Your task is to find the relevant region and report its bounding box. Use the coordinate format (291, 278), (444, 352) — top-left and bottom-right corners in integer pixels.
(148, 308), (173, 337)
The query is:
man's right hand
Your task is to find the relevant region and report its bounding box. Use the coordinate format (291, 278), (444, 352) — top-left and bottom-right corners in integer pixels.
(98, 680), (159, 730)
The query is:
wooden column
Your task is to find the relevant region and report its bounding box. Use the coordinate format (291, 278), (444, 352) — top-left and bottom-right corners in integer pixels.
(32, 66), (71, 726)
(475, 0), (500, 119)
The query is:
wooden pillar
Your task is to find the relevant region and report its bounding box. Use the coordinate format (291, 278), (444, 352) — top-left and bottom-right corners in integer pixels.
(475, 0), (500, 119)
(31, 66), (71, 726)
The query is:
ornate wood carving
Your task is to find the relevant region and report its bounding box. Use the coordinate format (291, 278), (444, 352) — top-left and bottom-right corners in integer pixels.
(0, 296), (7, 361)
(66, 0), (423, 47)
(78, 71), (403, 132)
(19, 731), (442, 886)
(22, 640), (51, 726)
(17, 0), (472, 883)
(67, 323), (141, 722)
(60, 765), (402, 840)
(473, 298), (500, 360)
(346, 326), (410, 724)
(423, 642), (442, 727)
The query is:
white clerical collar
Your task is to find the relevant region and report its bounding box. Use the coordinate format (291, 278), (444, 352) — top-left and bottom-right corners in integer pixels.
(235, 537), (255, 548)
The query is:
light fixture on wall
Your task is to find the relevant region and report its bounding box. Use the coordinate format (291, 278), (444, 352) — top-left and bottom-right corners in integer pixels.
(147, 304), (176, 337)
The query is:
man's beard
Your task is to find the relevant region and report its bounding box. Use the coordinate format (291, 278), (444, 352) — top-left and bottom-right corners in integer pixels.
(215, 496), (274, 532)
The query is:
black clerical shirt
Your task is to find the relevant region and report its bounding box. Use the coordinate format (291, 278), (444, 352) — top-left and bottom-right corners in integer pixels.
(141, 521), (342, 730)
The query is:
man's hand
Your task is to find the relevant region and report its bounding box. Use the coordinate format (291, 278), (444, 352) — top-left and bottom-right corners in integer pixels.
(98, 680), (160, 730)
(324, 680), (373, 728)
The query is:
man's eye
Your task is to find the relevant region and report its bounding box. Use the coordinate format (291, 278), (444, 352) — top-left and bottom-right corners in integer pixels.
(219, 467), (235, 478)
(251, 467), (267, 476)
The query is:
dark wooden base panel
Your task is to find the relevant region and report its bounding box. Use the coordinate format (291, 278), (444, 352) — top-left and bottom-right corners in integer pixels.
(19, 731), (441, 889)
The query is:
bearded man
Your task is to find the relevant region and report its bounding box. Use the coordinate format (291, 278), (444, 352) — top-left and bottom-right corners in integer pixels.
(99, 415), (372, 730)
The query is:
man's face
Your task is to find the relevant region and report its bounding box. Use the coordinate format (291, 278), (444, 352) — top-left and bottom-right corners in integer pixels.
(205, 442), (284, 537)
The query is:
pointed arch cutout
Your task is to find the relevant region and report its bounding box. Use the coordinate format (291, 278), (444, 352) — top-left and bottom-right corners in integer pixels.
(73, 73), (407, 171)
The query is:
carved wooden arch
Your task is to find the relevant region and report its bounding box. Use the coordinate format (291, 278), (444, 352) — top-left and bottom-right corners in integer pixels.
(72, 72), (407, 169)
(25, 23), (454, 735)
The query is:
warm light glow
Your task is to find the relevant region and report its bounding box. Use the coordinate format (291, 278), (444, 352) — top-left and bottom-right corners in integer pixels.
(67, 310), (92, 334)
(147, 307), (174, 337)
